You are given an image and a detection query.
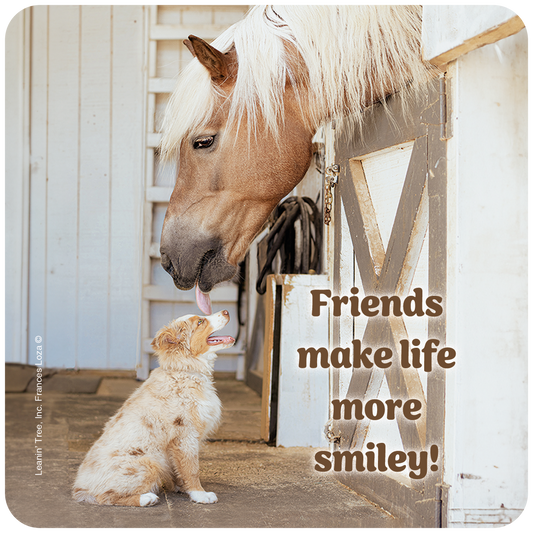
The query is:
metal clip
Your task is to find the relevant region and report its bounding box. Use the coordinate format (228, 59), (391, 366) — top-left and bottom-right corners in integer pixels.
(327, 164), (339, 186)
(324, 419), (341, 444)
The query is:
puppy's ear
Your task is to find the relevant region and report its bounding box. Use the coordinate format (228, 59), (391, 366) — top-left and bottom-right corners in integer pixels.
(151, 327), (181, 351)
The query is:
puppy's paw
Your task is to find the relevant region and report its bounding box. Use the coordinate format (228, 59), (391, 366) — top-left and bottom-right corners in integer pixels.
(139, 492), (159, 507)
(189, 490), (218, 504)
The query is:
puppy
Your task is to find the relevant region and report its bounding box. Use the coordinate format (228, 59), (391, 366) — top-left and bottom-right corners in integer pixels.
(72, 310), (234, 507)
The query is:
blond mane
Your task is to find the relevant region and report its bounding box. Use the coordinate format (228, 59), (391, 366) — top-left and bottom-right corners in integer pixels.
(161, 5), (431, 158)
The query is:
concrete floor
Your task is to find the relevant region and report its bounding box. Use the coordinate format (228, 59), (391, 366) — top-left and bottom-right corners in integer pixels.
(5, 371), (399, 528)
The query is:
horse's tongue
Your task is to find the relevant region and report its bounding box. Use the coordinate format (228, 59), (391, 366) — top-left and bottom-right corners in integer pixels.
(195, 284), (212, 315)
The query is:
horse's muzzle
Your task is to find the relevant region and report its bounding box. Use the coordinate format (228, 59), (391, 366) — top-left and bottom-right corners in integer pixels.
(160, 236), (237, 293)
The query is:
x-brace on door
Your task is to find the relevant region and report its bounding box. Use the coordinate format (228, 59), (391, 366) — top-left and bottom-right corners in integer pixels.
(330, 77), (450, 527)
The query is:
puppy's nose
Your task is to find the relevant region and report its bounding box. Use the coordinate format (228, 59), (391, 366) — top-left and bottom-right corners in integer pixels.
(222, 310), (229, 317)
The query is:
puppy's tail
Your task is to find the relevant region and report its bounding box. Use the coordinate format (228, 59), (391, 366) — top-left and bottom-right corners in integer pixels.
(72, 487), (159, 506)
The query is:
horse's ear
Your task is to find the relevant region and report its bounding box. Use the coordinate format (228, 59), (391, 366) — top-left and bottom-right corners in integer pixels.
(184, 35), (228, 80)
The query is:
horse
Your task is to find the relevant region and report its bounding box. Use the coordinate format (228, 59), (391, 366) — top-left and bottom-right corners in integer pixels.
(159, 5), (433, 313)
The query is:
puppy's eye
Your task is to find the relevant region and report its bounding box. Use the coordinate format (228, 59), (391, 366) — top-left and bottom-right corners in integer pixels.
(193, 136), (215, 150)
(197, 319), (204, 326)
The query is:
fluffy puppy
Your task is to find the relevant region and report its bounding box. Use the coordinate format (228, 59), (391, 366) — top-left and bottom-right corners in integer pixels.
(72, 310), (234, 507)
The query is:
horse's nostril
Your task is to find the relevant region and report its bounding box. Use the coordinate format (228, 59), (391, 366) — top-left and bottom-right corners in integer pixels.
(160, 252), (173, 275)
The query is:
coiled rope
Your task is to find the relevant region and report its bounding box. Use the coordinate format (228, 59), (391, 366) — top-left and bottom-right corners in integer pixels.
(256, 196), (322, 295)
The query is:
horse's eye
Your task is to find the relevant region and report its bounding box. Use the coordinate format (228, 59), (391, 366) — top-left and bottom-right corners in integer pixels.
(193, 136), (214, 150)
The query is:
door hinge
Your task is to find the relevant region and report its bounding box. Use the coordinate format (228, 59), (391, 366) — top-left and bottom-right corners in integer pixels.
(439, 76), (452, 140)
(435, 483), (450, 527)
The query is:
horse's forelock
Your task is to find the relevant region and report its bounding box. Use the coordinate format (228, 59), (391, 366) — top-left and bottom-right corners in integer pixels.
(160, 59), (219, 161)
(160, 5), (300, 159)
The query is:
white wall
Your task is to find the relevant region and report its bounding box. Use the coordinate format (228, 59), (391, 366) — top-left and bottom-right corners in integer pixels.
(9, 6), (147, 369)
(5, 10), (30, 364)
(423, 6), (529, 525)
(6, 5), (253, 372)
(422, 5), (524, 66)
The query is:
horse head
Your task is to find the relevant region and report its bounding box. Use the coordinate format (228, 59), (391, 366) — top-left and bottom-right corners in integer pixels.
(160, 7), (430, 312)
(160, 35), (314, 311)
